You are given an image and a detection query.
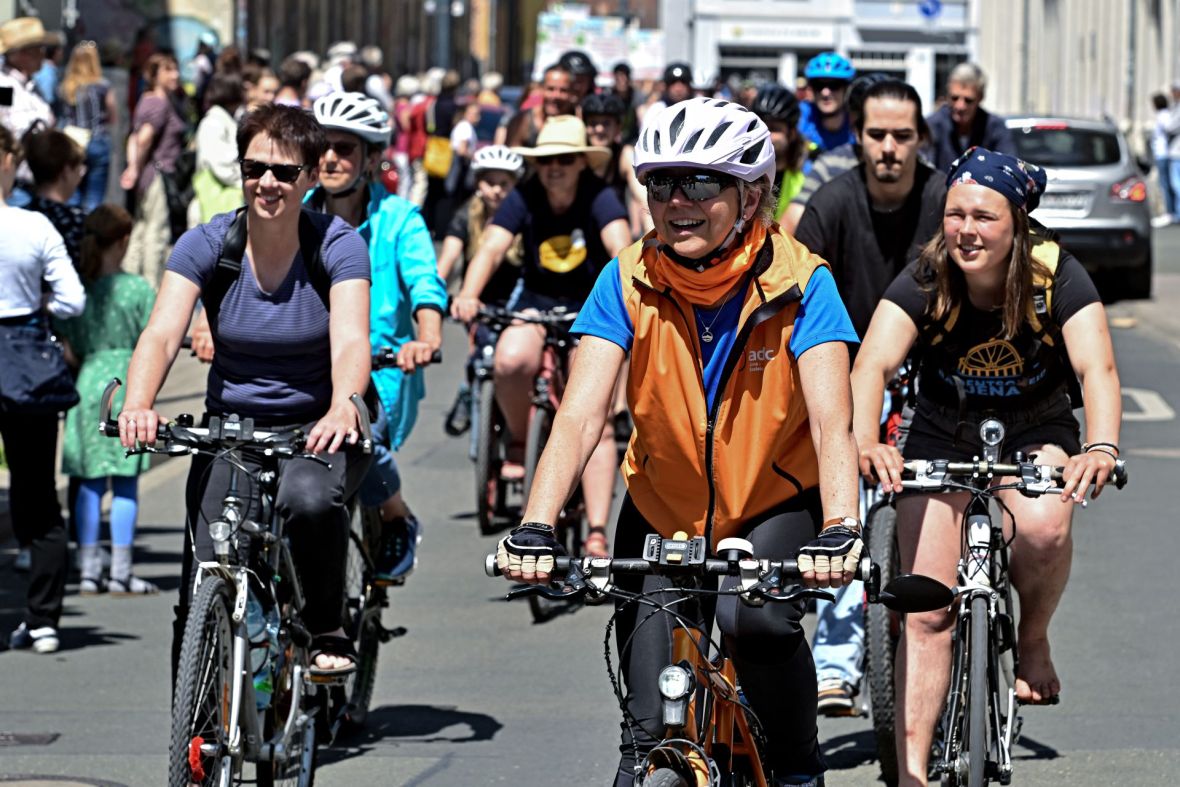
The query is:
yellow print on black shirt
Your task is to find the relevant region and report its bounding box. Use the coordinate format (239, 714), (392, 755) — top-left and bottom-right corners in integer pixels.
(538, 228), (587, 273)
(946, 338), (1047, 398)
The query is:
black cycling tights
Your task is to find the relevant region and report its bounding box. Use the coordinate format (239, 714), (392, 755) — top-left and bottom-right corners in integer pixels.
(611, 491), (826, 786)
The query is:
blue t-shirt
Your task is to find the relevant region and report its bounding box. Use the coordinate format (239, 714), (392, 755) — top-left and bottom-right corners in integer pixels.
(572, 261), (859, 410)
(167, 210), (371, 422)
(798, 102), (857, 154)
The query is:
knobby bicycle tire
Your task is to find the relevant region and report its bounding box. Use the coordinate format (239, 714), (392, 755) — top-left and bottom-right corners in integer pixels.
(864, 505), (901, 786)
(475, 378), (503, 535)
(966, 595), (990, 787)
(169, 576), (235, 787)
(643, 768), (691, 787)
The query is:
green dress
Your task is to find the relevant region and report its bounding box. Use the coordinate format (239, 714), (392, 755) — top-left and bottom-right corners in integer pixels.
(56, 272), (156, 479)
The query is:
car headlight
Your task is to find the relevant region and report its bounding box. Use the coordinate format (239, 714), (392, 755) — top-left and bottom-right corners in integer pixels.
(658, 665), (693, 701)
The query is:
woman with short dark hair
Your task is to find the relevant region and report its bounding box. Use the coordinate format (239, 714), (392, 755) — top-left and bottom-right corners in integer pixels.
(23, 127), (87, 267)
(119, 104), (374, 680)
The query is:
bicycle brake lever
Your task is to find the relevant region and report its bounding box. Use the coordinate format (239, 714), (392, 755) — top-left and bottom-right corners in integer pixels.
(752, 586), (836, 604)
(505, 583), (586, 601)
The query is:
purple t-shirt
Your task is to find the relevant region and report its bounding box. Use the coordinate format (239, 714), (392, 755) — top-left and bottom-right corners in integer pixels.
(167, 211), (371, 422)
(131, 93), (186, 195)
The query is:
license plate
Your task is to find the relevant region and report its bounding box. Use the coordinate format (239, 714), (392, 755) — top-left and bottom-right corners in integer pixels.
(1039, 192), (1089, 210)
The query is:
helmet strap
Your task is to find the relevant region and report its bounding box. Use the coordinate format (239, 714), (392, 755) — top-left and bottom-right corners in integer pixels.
(716, 181), (748, 253)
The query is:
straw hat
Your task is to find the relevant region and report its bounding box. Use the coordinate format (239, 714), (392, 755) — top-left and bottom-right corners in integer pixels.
(0, 17), (56, 54)
(512, 115), (611, 169)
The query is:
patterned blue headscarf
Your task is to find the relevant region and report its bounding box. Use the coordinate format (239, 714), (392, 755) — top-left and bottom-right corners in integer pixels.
(946, 146), (1047, 212)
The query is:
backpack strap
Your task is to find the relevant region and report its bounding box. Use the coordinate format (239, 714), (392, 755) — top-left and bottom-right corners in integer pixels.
(203, 209), (331, 329)
(1025, 234), (1084, 407)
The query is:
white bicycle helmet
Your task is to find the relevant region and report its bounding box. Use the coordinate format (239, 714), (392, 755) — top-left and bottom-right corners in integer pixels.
(634, 97), (775, 185)
(471, 145), (524, 176)
(313, 92), (391, 147)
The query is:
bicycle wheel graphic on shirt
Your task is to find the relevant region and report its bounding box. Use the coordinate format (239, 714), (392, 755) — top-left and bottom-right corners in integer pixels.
(956, 339), (1024, 379)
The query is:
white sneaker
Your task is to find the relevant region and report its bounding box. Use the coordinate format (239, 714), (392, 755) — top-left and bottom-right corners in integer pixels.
(9, 622), (60, 654)
(14, 547), (31, 572)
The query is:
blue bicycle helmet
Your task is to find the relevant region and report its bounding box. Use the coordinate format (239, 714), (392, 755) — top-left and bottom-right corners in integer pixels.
(804, 52), (855, 82)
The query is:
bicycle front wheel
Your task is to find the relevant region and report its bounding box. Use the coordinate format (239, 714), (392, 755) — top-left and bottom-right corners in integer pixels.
(864, 505), (901, 786)
(965, 595), (990, 787)
(169, 576), (236, 787)
(474, 378), (504, 535)
(341, 508), (382, 730)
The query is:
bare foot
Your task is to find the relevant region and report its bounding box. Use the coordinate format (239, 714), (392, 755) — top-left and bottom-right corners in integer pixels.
(1015, 637), (1060, 703)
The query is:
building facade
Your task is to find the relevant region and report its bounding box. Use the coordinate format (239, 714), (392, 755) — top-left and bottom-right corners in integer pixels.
(659, 0), (974, 111)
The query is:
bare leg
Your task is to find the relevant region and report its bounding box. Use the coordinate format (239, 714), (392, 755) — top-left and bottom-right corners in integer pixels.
(999, 443), (1073, 703)
(492, 323), (545, 456)
(896, 492), (969, 787)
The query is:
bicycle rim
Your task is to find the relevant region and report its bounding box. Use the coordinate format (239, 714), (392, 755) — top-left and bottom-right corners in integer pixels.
(864, 505), (900, 786)
(966, 595), (990, 787)
(475, 378), (502, 535)
(169, 576), (235, 787)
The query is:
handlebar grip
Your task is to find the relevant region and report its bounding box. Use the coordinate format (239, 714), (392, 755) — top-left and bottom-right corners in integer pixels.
(99, 377), (122, 436)
(348, 393), (374, 454)
(484, 554), (573, 577)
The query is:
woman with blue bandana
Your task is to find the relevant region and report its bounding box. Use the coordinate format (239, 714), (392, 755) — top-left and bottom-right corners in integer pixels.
(850, 147), (1123, 786)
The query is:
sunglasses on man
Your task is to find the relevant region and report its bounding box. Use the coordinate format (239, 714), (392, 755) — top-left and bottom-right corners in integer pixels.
(810, 79), (848, 93)
(239, 159), (309, 183)
(534, 153), (580, 167)
(644, 172), (735, 203)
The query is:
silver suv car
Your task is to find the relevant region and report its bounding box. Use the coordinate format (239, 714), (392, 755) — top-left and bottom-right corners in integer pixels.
(1005, 116), (1152, 300)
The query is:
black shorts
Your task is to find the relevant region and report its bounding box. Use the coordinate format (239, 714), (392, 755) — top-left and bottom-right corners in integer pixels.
(903, 388), (1081, 463)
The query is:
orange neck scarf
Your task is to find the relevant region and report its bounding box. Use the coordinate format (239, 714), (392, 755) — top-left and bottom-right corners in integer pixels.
(647, 221), (768, 307)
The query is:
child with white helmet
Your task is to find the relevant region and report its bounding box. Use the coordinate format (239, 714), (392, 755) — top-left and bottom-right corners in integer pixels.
(437, 144), (526, 439)
(495, 97), (862, 787)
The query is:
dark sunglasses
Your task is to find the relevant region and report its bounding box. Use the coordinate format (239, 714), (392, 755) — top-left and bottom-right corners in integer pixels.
(326, 139), (360, 157)
(645, 173), (735, 203)
(811, 79), (847, 93)
(535, 153), (579, 167)
(239, 159), (308, 183)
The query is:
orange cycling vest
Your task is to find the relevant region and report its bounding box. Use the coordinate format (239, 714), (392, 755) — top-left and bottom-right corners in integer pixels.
(617, 224), (832, 546)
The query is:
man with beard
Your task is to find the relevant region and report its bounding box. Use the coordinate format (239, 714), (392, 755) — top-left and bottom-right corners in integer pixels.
(502, 63), (577, 148)
(925, 62), (1016, 172)
(792, 79), (946, 715)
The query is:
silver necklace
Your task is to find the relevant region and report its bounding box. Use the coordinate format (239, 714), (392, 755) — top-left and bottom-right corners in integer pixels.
(696, 289), (737, 344)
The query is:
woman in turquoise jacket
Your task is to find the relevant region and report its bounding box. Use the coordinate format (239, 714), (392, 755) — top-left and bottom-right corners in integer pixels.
(310, 92), (448, 583)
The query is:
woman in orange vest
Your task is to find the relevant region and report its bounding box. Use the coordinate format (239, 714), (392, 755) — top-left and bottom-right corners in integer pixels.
(852, 147), (1123, 786)
(496, 97), (863, 787)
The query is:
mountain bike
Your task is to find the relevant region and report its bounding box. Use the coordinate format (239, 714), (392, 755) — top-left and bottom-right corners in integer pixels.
(894, 418), (1127, 787)
(100, 379), (372, 787)
(486, 534), (950, 786)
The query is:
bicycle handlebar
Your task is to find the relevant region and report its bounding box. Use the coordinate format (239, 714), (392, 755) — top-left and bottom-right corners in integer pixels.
(900, 457), (1128, 493)
(468, 305), (580, 329)
(483, 553), (869, 582)
(97, 378), (374, 457)
(371, 346), (442, 370)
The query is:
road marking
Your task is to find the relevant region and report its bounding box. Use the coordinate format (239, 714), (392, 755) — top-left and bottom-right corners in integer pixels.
(1123, 387), (1175, 421)
(1127, 447), (1180, 459)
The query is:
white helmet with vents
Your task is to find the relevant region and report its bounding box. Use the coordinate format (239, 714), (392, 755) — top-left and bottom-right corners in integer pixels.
(472, 145), (524, 176)
(634, 97), (775, 184)
(313, 92), (391, 147)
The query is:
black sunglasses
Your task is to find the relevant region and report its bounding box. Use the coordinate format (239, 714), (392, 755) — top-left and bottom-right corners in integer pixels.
(326, 139), (360, 157)
(535, 153), (579, 167)
(645, 173), (735, 203)
(239, 159), (308, 183)
(811, 79), (848, 93)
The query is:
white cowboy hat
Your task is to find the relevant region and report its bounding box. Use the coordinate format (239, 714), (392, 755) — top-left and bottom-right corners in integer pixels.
(512, 115), (611, 170)
(0, 17), (57, 54)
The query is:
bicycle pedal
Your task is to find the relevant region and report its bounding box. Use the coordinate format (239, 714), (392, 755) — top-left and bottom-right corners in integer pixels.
(377, 624), (407, 643)
(307, 671), (353, 686)
(373, 576), (407, 588)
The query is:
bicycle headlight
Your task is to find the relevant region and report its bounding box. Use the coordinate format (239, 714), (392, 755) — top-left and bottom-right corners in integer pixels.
(208, 519), (233, 543)
(979, 419), (1005, 448)
(658, 665), (693, 701)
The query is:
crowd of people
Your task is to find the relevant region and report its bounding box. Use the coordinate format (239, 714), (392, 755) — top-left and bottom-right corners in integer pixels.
(0, 13), (1128, 787)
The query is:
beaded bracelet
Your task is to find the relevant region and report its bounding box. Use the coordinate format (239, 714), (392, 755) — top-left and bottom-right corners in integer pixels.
(1083, 441), (1120, 456)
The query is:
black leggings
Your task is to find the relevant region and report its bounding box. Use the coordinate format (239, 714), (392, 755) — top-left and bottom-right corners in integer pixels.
(611, 491), (826, 786)
(172, 433), (369, 678)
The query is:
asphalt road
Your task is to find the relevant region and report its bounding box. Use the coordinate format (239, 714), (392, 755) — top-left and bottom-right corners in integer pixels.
(2, 230), (1180, 786)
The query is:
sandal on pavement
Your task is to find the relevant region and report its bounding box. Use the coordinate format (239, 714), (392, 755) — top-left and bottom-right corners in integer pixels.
(108, 576), (160, 596)
(583, 526), (610, 557)
(79, 577), (108, 596)
(308, 635), (358, 682)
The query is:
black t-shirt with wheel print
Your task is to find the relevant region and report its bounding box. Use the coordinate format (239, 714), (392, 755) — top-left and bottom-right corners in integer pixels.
(883, 251), (1100, 410)
(489, 170), (627, 303)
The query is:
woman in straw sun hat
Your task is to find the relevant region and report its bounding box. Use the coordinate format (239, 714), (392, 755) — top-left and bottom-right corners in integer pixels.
(451, 114), (630, 557)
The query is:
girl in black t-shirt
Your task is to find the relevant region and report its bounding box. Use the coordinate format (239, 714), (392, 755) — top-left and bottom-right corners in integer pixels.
(850, 148), (1123, 783)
